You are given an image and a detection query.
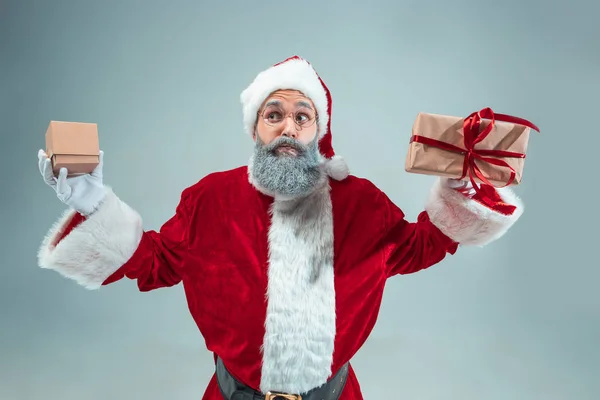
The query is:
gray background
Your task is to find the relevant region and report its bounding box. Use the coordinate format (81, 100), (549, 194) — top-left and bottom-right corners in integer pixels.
(1, 0), (598, 399)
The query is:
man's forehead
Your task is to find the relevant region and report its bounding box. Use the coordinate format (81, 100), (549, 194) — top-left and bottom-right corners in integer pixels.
(262, 90), (315, 108)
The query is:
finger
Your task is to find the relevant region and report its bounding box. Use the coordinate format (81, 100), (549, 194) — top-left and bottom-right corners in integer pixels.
(42, 159), (57, 188)
(38, 149), (48, 175)
(56, 168), (71, 199)
(445, 178), (467, 189)
(91, 150), (103, 178)
(38, 150), (46, 176)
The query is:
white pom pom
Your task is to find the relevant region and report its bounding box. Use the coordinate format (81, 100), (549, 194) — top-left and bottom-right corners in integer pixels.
(324, 155), (349, 181)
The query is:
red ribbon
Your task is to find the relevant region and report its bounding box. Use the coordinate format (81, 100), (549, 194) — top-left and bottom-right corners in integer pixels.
(410, 108), (540, 214)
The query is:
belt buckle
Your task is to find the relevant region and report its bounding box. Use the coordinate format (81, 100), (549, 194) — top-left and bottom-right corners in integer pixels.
(265, 392), (302, 400)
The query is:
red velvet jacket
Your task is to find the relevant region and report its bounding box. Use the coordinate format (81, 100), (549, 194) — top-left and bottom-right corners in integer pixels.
(38, 166), (523, 399)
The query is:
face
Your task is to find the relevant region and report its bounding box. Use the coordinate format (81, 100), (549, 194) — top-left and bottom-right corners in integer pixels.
(248, 90), (324, 199)
(253, 89), (319, 152)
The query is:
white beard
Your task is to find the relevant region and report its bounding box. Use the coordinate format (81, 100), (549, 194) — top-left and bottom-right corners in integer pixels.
(248, 135), (327, 200)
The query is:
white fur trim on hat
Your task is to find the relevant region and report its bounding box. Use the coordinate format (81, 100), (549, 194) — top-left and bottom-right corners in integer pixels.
(323, 155), (349, 180)
(240, 57), (329, 139)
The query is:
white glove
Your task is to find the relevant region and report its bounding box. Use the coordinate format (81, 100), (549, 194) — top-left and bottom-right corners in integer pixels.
(443, 178), (476, 196)
(38, 149), (107, 216)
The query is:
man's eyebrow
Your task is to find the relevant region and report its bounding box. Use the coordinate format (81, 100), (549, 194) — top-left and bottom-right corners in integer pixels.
(264, 100), (281, 107)
(296, 101), (313, 110)
(263, 99), (313, 109)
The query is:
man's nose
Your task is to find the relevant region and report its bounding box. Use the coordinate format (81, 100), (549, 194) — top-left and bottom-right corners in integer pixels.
(281, 115), (297, 137)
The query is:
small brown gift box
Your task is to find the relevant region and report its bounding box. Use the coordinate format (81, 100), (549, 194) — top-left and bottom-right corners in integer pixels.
(45, 121), (100, 176)
(405, 111), (536, 187)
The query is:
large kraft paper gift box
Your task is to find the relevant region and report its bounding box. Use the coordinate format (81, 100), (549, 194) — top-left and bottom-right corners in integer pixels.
(45, 120), (100, 176)
(405, 108), (539, 187)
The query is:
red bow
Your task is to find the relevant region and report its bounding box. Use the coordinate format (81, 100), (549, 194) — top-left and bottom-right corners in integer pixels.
(410, 108), (540, 214)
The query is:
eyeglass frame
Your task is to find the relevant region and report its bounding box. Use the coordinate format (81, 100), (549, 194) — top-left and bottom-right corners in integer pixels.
(256, 106), (319, 131)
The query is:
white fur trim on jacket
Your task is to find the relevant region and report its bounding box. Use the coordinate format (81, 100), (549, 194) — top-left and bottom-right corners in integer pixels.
(240, 57), (329, 138)
(37, 187), (143, 289)
(260, 183), (336, 394)
(425, 178), (524, 246)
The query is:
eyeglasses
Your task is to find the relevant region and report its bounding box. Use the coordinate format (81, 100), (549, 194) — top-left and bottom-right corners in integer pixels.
(258, 107), (317, 130)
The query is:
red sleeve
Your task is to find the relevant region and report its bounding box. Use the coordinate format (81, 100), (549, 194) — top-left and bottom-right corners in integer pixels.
(378, 191), (458, 277)
(38, 186), (194, 291)
(102, 192), (191, 291)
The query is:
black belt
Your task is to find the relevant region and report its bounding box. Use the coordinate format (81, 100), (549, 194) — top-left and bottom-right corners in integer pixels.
(215, 356), (349, 400)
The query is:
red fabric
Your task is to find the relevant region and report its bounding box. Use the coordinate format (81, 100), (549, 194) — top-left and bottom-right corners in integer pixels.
(101, 194), (191, 289)
(85, 167), (456, 399)
(315, 68), (335, 159)
(53, 212), (87, 245)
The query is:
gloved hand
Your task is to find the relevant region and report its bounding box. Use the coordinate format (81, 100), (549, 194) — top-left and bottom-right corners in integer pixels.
(443, 178), (476, 196)
(38, 149), (107, 216)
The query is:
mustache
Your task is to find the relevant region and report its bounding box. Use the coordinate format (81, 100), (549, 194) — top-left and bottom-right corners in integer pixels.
(262, 136), (308, 155)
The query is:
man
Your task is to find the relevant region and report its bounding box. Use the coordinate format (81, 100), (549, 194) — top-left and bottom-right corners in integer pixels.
(37, 56), (524, 400)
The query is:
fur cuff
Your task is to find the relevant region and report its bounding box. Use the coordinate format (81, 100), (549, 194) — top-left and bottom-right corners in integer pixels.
(425, 178), (524, 246)
(37, 187), (143, 289)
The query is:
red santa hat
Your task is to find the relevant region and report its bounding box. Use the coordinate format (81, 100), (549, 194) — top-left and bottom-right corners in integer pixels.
(240, 55), (349, 180)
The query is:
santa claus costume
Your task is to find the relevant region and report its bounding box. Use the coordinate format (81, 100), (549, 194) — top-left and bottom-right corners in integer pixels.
(37, 56), (524, 399)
